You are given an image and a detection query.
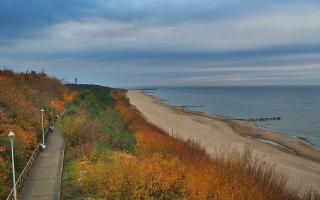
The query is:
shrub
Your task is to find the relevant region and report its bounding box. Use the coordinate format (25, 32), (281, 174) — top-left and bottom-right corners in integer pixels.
(0, 70), (71, 199)
(62, 86), (136, 153)
(73, 153), (185, 200)
(59, 114), (101, 159)
(0, 157), (10, 198)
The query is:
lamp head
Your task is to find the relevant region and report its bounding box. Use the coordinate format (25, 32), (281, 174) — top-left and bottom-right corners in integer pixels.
(8, 131), (15, 141)
(41, 108), (44, 113)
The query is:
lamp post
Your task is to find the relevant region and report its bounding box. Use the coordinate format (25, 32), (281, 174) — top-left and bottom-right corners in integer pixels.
(8, 131), (17, 200)
(41, 108), (46, 149)
(51, 101), (54, 130)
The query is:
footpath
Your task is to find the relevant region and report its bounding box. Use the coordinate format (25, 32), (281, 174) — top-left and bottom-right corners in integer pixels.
(21, 128), (65, 200)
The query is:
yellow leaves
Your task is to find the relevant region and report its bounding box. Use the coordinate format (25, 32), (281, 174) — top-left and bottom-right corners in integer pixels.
(0, 146), (6, 153)
(72, 152), (185, 200)
(59, 113), (88, 141)
(59, 114), (101, 159)
(60, 115), (84, 139)
(139, 155), (185, 199)
(73, 154), (125, 196)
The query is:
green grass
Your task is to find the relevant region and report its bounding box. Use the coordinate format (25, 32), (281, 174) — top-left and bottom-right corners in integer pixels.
(61, 150), (85, 200)
(66, 85), (135, 152)
(60, 85), (137, 198)
(99, 110), (136, 152)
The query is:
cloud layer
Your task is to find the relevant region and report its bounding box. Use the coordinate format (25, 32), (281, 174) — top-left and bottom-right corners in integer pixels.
(1, 0), (320, 86)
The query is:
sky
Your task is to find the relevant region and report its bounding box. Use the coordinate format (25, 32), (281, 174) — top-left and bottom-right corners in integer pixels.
(1, 0), (320, 87)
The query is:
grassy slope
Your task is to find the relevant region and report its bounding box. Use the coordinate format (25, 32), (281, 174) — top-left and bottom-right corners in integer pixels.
(60, 85), (319, 200)
(60, 85), (136, 199)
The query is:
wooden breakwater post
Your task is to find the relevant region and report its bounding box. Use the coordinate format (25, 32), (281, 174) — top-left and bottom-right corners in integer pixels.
(175, 105), (205, 109)
(141, 91), (156, 94)
(172, 105), (205, 113)
(235, 117), (281, 122)
(136, 88), (157, 91)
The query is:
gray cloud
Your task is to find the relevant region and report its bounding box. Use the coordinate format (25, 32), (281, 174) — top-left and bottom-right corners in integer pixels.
(1, 0), (320, 86)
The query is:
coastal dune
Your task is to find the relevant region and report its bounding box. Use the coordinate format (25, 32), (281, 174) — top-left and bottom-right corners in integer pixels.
(127, 90), (320, 192)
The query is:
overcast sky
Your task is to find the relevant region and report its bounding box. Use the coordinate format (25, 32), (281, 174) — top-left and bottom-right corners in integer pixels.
(1, 0), (320, 87)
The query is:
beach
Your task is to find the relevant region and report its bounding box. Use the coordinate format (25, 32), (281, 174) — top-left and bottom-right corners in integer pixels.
(127, 90), (320, 192)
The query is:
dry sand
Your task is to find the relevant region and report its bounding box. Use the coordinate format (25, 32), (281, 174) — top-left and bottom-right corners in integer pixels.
(127, 90), (320, 192)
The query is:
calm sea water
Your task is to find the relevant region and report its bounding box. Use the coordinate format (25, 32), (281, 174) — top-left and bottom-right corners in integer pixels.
(148, 86), (320, 147)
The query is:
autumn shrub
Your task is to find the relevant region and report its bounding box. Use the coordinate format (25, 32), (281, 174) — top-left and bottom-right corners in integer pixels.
(0, 69), (71, 199)
(0, 156), (10, 197)
(59, 114), (101, 159)
(60, 151), (85, 200)
(72, 152), (185, 200)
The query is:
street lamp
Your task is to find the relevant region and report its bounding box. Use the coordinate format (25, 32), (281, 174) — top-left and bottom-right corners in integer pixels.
(50, 101), (54, 130)
(8, 131), (17, 200)
(41, 108), (46, 149)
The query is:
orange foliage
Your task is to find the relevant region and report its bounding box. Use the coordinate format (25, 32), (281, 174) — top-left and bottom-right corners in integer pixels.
(111, 90), (303, 200)
(1, 124), (37, 148)
(63, 92), (76, 103)
(0, 146), (5, 153)
(54, 90), (77, 113)
(0, 70), (71, 199)
(74, 152), (185, 199)
(53, 100), (65, 113)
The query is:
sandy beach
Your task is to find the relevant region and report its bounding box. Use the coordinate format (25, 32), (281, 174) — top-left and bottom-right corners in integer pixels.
(127, 90), (320, 192)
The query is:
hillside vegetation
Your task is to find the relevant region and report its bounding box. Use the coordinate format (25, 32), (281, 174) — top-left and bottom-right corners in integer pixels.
(60, 85), (319, 200)
(0, 70), (72, 198)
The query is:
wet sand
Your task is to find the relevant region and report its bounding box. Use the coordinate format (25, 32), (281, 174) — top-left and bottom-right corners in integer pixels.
(127, 90), (320, 192)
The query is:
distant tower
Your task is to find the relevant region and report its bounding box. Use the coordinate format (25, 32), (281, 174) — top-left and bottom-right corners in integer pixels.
(75, 78), (78, 84)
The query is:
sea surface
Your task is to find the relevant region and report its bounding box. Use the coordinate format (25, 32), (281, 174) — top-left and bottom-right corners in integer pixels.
(146, 86), (320, 147)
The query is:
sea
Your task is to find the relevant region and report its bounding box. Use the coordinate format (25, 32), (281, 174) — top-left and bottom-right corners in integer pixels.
(144, 86), (320, 147)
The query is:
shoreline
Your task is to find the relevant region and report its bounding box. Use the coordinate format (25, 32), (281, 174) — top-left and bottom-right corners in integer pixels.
(142, 91), (320, 162)
(128, 90), (320, 191)
(146, 89), (320, 149)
